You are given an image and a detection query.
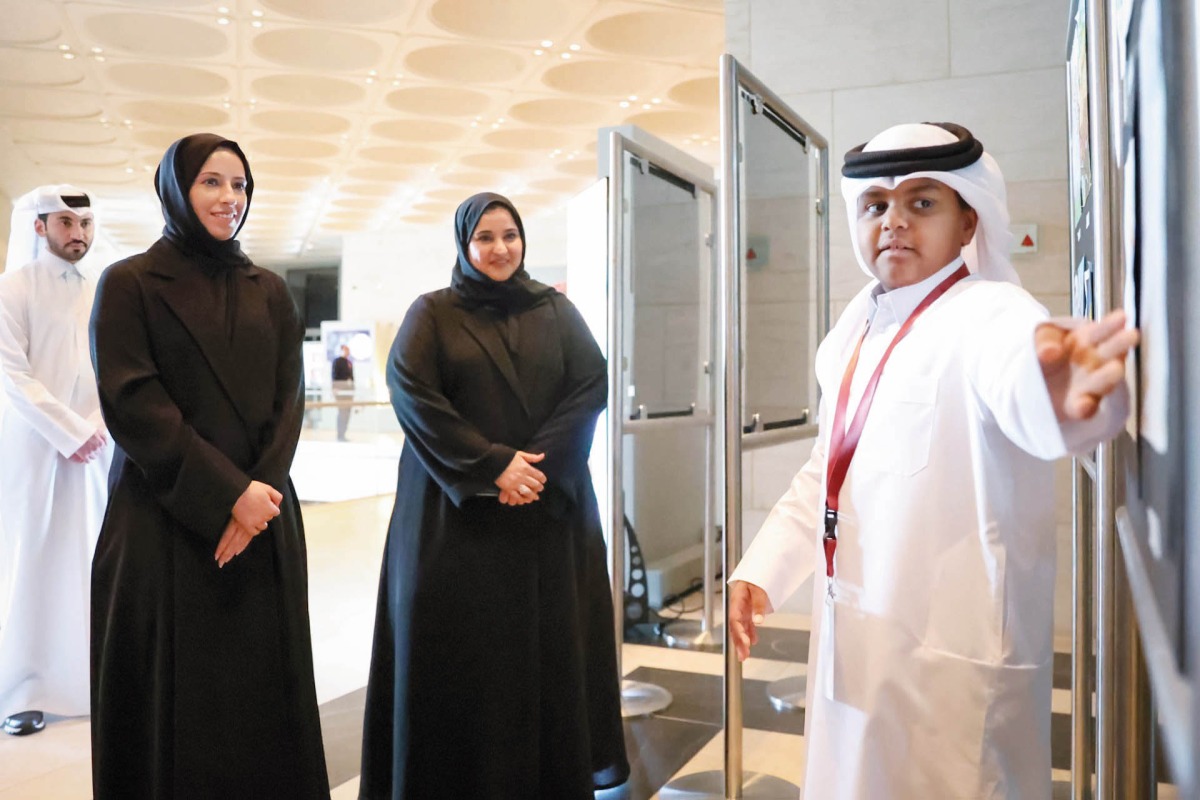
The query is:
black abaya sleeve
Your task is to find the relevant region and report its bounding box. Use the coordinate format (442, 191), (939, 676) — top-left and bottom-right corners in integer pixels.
(388, 294), (515, 505)
(91, 262), (251, 544)
(521, 296), (607, 489)
(246, 278), (305, 490)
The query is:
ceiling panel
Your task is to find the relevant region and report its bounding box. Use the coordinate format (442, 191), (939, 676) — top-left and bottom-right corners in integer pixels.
(0, 0), (723, 266)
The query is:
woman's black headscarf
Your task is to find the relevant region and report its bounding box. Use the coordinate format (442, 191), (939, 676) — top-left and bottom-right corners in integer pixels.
(155, 133), (254, 266)
(450, 192), (555, 313)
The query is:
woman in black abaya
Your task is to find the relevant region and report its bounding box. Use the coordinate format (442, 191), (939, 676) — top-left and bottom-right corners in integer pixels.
(359, 193), (629, 799)
(89, 133), (329, 799)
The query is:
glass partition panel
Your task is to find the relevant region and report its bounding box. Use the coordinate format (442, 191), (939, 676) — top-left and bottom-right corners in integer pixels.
(738, 95), (822, 433)
(618, 146), (717, 644)
(621, 152), (712, 420)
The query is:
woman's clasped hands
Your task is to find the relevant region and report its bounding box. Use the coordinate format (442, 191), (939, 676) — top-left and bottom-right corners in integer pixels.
(495, 450), (546, 506)
(215, 480), (283, 568)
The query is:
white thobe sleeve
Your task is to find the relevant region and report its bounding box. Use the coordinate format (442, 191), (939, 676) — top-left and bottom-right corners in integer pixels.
(969, 292), (1130, 460)
(728, 428), (826, 613)
(0, 278), (95, 457)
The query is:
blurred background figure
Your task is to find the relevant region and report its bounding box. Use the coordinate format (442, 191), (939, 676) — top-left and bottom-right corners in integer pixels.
(332, 343), (355, 442)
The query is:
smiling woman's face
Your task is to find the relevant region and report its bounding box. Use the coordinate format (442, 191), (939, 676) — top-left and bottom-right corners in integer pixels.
(188, 148), (248, 241)
(467, 206), (524, 282)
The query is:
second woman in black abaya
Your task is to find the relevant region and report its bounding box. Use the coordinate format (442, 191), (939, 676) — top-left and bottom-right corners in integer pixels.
(359, 193), (629, 799)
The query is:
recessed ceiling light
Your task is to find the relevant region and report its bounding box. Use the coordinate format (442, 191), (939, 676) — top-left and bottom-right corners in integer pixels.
(58, 44), (70, 51)
(540, 40), (553, 47)
(217, 16), (230, 25)
(533, 49), (544, 56)
(251, 20), (262, 27)
(218, 6), (230, 13)
(122, 119), (131, 125)
(652, 98), (662, 104)
(91, 46), (103, 54)
(62, 51), (75, 59)
(641, 103), (651, 110)
(497, 117), (505, 123)
(628, 95), (638, 101)
(125, 167), (134, 174)
(569, 44), (580, 51)
(619, 101), (630, 108)
(251, 9), (264, 17)
(366, 77), (374, 84)
(491, 123), (499, 129)
(560, 53), (571, 60)
(94, 55), (105, 62)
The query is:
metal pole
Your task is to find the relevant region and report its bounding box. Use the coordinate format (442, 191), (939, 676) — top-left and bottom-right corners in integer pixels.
(1071, 462), (1096, 800)
(1180, 3), (1200, 796)
(607, 130), (626, 677)
(719, 51), (745, 800)
(1114, 554), (1155, 797)
(1083, 0), (1118, 794)
(702, 422), (715, 633)
(607, 130), (673, 718)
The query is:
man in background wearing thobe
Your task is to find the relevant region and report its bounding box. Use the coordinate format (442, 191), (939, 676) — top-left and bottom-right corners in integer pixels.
(0, 185), (112, 736)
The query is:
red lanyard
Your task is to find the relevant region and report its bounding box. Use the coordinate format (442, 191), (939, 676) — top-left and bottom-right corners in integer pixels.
(822, 264), (970, 580)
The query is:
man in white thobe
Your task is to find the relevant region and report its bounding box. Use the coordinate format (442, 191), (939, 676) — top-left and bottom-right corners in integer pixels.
(728, 124), (1138, 799)
(0, 185), (111, 736)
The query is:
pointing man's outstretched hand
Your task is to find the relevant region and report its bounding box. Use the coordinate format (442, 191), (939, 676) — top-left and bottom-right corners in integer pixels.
(1037, 309), (1139, 423)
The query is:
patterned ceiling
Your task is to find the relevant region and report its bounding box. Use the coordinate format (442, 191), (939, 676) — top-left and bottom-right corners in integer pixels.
(0, 0), (724, 267)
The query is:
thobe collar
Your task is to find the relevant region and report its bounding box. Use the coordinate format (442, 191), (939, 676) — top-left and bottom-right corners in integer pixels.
(33, 250), (86, 281)
(868, 256), (965, 328)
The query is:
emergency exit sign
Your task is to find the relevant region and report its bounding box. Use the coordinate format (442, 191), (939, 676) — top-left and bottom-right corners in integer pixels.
(1011, 224), (1039, 254)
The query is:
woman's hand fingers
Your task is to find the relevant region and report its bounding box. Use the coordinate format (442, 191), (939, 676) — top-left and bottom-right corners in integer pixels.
(214, 520), (235, 564)
(232, 481), (283, 531)
(215, 518), (260, 567)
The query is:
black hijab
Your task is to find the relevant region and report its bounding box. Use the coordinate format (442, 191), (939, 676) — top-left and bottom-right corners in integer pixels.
(450, 192), (555, 313)
(155, 133), (254, 266)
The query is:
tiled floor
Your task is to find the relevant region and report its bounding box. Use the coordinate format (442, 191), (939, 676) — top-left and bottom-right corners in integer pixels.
(0, 494), (1179, 799)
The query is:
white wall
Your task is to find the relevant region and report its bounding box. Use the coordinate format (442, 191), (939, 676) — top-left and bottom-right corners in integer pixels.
(728, 0), (1078, 640)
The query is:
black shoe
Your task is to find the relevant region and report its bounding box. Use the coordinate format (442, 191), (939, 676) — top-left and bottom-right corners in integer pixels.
(3, 710), (45, 736)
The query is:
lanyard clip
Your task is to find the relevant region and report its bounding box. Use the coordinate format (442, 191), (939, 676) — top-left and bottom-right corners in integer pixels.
(822, 507), (838, 579)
